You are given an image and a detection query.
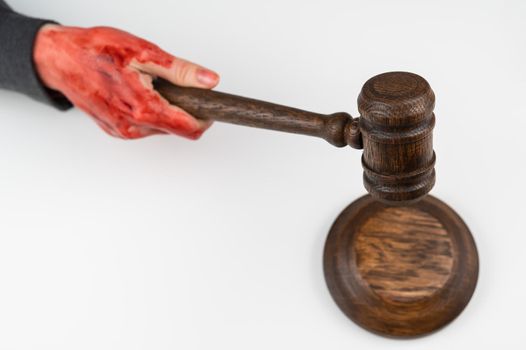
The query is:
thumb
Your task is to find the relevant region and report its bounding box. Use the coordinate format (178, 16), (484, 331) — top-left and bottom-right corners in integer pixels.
(132, 56), (220, 89)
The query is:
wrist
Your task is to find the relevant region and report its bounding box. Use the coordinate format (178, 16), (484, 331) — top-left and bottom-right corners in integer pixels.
(34, 24), (63, 90)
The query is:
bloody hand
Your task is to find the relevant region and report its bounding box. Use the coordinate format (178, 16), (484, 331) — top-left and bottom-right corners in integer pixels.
(34, 25), (220, 139)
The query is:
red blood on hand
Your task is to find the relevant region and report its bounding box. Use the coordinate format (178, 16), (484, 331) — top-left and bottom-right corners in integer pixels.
(34, 25), (220, 139)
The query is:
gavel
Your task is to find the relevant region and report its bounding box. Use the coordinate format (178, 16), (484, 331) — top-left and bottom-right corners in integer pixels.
(154, 71), (478, 338)
(155, 71), (435, 205)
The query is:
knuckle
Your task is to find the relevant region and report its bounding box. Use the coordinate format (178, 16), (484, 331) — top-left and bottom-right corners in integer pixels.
(174, 62), (193, 84)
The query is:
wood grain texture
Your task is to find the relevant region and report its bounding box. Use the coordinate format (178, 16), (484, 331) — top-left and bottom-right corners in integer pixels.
(155, 71), (436, 205)
(154, 72), (435, 204)
(323, 195), (478, 338)
(355, 207), (454, 303)
(359, 72), (436, 204)
(154, 79), (363, 148)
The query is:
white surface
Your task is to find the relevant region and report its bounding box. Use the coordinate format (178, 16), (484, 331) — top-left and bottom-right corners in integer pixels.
(0, 0), (525, 348)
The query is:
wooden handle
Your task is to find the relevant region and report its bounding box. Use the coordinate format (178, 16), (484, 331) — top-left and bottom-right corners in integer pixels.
(154, 79), (362, 148)
(155, 72), (437, 205)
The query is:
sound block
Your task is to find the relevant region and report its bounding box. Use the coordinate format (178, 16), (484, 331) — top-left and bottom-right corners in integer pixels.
(323, 195), (478, 338)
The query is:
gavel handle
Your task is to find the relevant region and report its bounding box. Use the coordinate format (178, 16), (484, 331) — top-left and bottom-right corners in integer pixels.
(154, 79), (362, 148)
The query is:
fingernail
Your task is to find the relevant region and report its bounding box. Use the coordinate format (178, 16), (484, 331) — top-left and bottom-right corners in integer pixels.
(197, 69), (219, 87)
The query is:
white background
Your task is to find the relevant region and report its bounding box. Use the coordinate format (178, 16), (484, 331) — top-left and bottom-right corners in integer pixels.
(0, 0), (525, 348)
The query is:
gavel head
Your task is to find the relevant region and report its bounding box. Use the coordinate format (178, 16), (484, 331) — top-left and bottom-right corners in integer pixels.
(357, 72), (436, 205)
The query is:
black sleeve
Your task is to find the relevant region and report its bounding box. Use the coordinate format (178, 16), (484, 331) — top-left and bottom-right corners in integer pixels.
(0, 1), (11, 10)
(0, 1), (72, 110)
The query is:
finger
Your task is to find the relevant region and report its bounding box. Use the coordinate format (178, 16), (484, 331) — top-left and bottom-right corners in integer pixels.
(144, 102), (213, 140)
(135, 71), (213, 132)
(94, 119), (120, 138)
(160, 103), (214, 139)
(137, 96), (213, 140)
(126, 124), (167, 139)
(128, 70), (213, 139)
(131, 57), (220, 89)
(95, 111), (166, 139)
(69, 98), (123, 138)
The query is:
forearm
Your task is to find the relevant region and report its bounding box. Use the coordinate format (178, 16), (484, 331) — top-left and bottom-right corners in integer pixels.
(0, 2), (72, 109)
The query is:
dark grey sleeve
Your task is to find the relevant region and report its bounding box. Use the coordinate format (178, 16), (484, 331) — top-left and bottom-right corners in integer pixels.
(0, 1), (72, 110)
(0, 1), (11, 10)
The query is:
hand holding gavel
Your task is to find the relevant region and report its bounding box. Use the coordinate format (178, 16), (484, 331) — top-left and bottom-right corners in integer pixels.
(34, 25), (220, 139)
(33, 25), (434, 205)
(34, 24), (435, 205)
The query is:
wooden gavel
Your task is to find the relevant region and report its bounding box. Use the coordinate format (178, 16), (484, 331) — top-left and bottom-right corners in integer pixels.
(154, 71), (478, 338)
(154, 71), (435, 205)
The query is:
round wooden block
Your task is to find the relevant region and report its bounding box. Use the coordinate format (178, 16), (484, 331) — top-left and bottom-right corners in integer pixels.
(323, 195), (478, 338)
